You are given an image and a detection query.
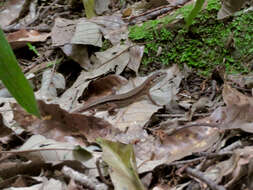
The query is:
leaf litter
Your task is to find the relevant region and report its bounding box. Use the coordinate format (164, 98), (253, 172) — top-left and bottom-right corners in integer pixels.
(1, 0), (253, 189)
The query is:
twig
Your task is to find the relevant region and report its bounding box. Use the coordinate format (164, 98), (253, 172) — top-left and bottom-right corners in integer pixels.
(96, 158), (113, 186)
(128, 0), (191, 25)
(62, 166), (108, 190)
(2, 25), (51, 33)
(0, 148), (75, 154)
(184, 167), (226, 190)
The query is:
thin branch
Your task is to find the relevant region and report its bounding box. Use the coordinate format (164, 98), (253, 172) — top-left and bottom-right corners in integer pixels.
(185, 167), (226, 190)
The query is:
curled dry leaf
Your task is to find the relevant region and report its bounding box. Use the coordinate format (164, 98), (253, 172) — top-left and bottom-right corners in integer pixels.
(127, 45), (145, 74)
(80, 74), (128, 103)
(61, 44), (92, 70)
(208, 84), (253, 133)
(204, 146), (253, 188)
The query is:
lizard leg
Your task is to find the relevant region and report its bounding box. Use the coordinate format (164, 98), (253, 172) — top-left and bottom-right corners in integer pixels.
(107, 103), (118, 115)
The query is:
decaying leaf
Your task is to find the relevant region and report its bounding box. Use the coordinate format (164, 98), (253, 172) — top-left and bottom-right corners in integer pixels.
(209, 84), (253, 133)
(18, 135), (92, 163)
(13, 100), (117, 143)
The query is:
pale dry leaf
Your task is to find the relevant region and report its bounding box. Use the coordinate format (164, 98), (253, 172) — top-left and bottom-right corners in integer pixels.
(59, 71), (90, 111)
(0, 0), (29, 27)
(51, 18), (78, 47)
(136, 123), (220, 173)
(61, 44), (92, 70)
(217, 0), (246, 19)
(36, 69), (65, 101)
(94, 0), (110, 15)
(71, 19), (102, 47)
(127, 45), (144, 74)
(91, 15), (128, 45)
(91, 44), (130, 75)
(149, 65), (183, 105)
(19, 135), (92, 163)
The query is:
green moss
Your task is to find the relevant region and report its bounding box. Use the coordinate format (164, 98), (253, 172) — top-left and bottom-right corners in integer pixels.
(100, 39), (112, 51)
(128, 0), (253, 75)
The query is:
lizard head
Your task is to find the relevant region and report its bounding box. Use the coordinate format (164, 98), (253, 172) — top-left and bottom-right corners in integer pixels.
(149, 71), (167, 87)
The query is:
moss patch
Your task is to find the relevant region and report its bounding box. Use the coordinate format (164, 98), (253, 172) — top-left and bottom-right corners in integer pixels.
(129, 0), (253, 75)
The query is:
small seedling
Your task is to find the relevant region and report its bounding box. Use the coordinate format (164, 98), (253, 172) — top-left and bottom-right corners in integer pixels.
(27, 43), (40, 56)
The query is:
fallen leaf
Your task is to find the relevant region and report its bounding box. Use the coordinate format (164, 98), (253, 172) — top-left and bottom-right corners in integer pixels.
(71, 19), (102, 47)
(6, 29), (50, 49)
(127, 45), (144, 74)
(208, 84), (253, 133)
(0, 0), (29, 27)
(97, 139), (146, 190)
(36, 69), (66, 101)
(0, 114), (14, 144)
(51, 18), (78, 47)
(91, 15), (128, 45)
(61, 44), (92, 70)
(13, 100), (117, 143)
(80, 74), (128, 102)
(94, 0), (110, 15)
(18, 135), (92, 163)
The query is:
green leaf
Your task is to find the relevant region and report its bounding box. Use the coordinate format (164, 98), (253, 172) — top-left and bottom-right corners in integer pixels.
(97, 138), (146, 190)
(82, 0), (96, 19)
(0, 28), (40, 117)
(185, 0), (205, 28)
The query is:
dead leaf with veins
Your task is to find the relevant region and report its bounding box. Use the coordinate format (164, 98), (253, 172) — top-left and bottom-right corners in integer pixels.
(12, 100), (118, 143)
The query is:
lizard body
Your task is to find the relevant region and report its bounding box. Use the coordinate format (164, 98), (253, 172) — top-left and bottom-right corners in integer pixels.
(72, 71), (167, 113)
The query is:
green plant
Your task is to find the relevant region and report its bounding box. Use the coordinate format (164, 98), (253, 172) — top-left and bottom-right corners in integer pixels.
(185, 0), (206, 28)
(27, 43), (40, 56)
(129, 0), (252, 75)
(0, 29), (40, 117)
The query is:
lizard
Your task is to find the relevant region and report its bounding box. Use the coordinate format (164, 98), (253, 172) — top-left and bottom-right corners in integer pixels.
(71, 71), (167, 113)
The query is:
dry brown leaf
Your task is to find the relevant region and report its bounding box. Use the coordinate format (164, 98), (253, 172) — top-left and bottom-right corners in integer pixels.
(13, 100), (118, 143)
(0, 114), (14, 144)
(6, 29), (50, 49)
(207, 84), (253, 133)
(80, 74), (128, 103)
(0, 161), (50, 179)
